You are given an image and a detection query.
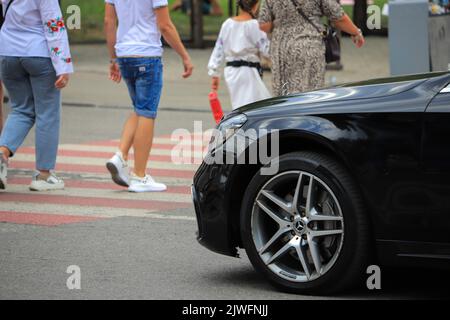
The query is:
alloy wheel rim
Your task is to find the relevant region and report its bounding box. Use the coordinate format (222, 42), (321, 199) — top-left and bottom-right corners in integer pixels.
(251, 171), (344, 283)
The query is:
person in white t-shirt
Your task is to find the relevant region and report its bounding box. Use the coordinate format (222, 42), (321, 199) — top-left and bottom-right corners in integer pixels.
(104, 0), (194, 193)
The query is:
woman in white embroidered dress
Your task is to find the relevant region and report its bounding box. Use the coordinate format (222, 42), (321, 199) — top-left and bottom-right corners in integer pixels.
(208, 0), (271, 110)
(0, 0), (73, 191)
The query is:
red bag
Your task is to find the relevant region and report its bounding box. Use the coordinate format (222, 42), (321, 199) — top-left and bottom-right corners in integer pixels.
(209, 91), (224, 124)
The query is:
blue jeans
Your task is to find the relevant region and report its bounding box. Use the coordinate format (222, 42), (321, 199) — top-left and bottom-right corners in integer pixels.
(0, 57), (61, 171)
(118, 57), (163, 119)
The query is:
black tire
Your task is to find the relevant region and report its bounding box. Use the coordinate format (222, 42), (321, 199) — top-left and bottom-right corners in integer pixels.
(240, 151), (371, 295)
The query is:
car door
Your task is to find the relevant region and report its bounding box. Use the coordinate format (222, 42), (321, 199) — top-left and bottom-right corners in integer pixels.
(422, 82), (450, 243)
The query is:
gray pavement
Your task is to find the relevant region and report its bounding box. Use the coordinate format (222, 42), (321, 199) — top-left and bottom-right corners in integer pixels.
(64, 37), (390, 111)
(3, 38), (450, 300)
(2, 214), (450, 300)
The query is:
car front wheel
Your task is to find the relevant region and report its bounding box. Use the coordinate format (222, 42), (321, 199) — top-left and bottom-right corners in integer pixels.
(240, 151), (371, 295)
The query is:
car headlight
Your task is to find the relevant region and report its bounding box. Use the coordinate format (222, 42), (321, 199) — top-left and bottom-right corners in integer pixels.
(209, 113), (247, 151)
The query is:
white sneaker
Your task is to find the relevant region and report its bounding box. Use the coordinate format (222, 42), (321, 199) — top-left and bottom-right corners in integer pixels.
(0, 152), (7, 190)
(29, 172), (65, 191)
(106, 151), (130, 187)
(128, 174), (167, 193)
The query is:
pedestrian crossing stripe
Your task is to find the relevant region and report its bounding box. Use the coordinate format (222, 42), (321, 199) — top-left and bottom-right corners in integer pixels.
(0, 134), (208, 226)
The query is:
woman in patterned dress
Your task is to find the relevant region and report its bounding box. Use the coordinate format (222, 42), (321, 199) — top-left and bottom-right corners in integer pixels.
(259, 0), (365, 96)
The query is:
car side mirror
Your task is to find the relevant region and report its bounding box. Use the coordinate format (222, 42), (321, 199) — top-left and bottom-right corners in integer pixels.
(440, 83), (450, 94)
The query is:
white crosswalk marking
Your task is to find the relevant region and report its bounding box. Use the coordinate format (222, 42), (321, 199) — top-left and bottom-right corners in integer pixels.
(0, 134), (208, 226)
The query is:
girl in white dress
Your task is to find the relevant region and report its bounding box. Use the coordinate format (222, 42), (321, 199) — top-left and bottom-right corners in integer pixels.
(208, 0), (271, 110)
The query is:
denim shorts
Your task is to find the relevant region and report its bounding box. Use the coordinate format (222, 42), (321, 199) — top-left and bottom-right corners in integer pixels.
(118, 57), (163, 119)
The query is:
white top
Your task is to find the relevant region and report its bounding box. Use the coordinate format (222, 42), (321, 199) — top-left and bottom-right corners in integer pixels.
(208, 18), (270, 77)
(0, 0), (73, 76)
(105, 0), (168, 57)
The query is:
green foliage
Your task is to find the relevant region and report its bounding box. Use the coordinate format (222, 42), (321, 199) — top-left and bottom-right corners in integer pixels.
(60, 0), (388, 43)
(60, 0), (106, 42)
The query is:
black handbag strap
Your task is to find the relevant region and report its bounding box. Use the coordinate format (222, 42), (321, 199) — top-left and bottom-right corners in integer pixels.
(0, 0), (15, 30)
(290, 0), (325, 37)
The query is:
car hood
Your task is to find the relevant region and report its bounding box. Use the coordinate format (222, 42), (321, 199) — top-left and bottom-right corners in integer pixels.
(237, 72), (448, 115)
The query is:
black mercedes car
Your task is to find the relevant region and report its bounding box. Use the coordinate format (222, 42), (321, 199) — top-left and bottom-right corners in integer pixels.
(192, 72), (450, 294)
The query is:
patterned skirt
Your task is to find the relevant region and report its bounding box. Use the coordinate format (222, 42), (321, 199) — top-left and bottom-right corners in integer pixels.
(270, 36), (326, 96)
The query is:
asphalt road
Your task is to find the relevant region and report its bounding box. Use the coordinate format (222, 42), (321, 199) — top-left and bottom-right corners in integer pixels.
(0, 211), (448, 300)
(2, 207), (450, 300)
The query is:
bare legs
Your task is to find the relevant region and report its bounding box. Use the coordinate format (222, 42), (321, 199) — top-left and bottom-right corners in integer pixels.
(119, 112), (155, 178)
(119, 112), (139, 161)
(210, 0), (223, 16)
(171, 0), (183, 11)
(171, 0), (223, 16)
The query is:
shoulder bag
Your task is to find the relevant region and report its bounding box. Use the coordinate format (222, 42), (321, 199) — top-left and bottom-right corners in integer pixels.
(290, 0), (341, 63)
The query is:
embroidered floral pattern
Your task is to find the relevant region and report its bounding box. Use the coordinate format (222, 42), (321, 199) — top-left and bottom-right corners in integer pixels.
(208, 37), (225, 77)
(38, 3), (74, 75)
(46, 17), (66, 34)
(51, 47), (72, 64)
(256, 37), (270, 57)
